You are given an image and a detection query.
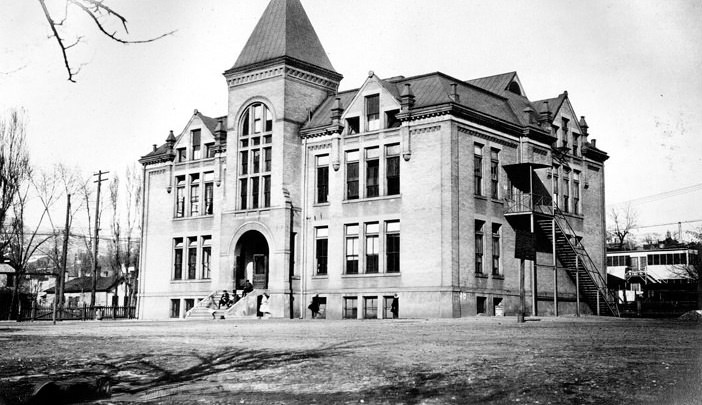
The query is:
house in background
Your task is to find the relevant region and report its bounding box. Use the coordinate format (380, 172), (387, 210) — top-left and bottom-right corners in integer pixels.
(44, 275), (127, 307)
(138, 0), (612, 320)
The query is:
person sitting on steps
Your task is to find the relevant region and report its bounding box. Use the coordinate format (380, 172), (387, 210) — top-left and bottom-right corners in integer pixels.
(243, 280), (254, 297)
(218, 290), (231, 309)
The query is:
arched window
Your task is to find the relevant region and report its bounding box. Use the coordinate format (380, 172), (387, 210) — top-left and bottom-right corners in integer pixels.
(238, 103), (273, 210)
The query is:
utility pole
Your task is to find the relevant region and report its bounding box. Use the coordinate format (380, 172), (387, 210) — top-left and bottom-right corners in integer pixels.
(53, 194), (71, 325)
(91, 171), (109, 307)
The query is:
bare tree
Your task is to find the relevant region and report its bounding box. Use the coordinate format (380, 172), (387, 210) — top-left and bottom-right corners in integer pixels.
(124, 165), (142, 307)
(5, 171), (61, 320)
(36, 164), (85, 308)
(0, 110), (31, 254)
(108, 174), (122, 277)
(608, 204), (638, 250)
(37, 0), (175, 82)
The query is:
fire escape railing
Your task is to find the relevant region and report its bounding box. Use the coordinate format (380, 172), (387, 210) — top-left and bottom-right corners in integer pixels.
(504, 193), (553, 216)
(553, 205), (620, 317)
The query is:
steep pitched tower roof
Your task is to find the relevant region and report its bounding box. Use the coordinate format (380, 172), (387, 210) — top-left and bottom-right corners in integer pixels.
(228, 0), (338, 75)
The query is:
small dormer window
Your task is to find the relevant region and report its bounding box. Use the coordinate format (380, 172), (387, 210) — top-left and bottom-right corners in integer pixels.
(366, 94), (380, 131)
(177, 148), (186, 163)
(386, 109), (400, 128)
(507, 81), (522, 96)
(346, 117), (360, 135)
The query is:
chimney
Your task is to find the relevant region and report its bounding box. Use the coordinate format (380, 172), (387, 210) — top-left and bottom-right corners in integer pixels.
(400, 83), (415, 112)
(523, 106), (534, 125)
(165, 130), (176, 153)
(539, 101), (552, 124)
(591, 139), (596, 148)
(214, 119), (227, 149)
(449, 83), (460, 103)
(152, 144), (157, 152)
(331, 97), (343, 124)
(579, 116), (589, 136)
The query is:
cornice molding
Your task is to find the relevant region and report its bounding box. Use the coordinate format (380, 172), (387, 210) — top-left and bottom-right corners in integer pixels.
(457, 126), (518, 148)
(410, 125), (441, 136)
(308, 143), (331, 152)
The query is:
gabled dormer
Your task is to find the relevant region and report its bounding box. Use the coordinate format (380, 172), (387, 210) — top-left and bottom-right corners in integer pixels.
(340, 72), (402, 135)
(173, 110), (222, 163)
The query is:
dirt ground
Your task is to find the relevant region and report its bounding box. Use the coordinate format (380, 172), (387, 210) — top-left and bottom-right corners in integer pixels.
(0, 316), (700, 404)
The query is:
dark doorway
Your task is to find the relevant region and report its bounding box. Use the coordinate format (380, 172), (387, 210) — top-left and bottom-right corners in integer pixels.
(234, 230), (269, 291)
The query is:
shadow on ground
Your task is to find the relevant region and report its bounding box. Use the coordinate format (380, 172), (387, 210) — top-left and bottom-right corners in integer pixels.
(1, 341), (356, 404)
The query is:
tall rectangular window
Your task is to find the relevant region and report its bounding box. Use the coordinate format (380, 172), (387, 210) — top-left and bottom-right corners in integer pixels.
(366, 94), (380, 131)
(345, 224), (359, 274)
(202, 236), (211, 279)
(189, 174), (200, 216)
(173, 238), (183, 280)
(346, 151), (359, 200)
(175, 176), (185, 218)
(562, 170), (570, 213)
(386, 144), (400, 195)
(561, 118), (569, 149)
(573, 171), (580, 215)
(364, 296), (378, 319)
(187, 237), (197, 279)
(475, 220), (484, 274)
(251, 177), (260, 209)
(343, 297), (358, 319)
(573, 133), (580, 156)
(170, 299), (180, 318)
(386, 221), (400, 273)
(263, 176), (271, 208)
(366, 223), (379, 273)
(263, 147), (272, 172)
(316, 227), (328, 275)
(252, 149), (260, 174)
(366, 147), (379, 198)
(316, 155), (329, 203)
(239, 179), (248, 210)
(240, 151), (249, 175)
(492, 223), (501, 276)
(490, 148), (499, 199)
(191, 129), (201, 160)
(253, 104), (263, 133)
(474, 144), (483, 196)
(204, 172), (214, 215)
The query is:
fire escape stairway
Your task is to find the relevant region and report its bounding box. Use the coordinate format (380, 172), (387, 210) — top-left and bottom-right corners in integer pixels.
(535, 209), (620, 317)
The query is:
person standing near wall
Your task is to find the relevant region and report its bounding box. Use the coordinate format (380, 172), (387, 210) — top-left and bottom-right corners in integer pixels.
(391, 294), (399, 319)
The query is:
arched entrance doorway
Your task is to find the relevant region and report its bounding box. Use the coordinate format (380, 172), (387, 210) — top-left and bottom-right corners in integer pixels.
(234, 230), (269, 291)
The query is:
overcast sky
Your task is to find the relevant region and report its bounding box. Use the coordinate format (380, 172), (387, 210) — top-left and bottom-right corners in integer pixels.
(1, 0), (701, 240)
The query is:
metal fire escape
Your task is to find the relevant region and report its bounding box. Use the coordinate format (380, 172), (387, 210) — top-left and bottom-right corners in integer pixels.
(504, 143), (619, 317)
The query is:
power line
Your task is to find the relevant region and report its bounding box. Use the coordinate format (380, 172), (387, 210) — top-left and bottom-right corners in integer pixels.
(632, 219), (702, 230)
(608, 182), (702, 207)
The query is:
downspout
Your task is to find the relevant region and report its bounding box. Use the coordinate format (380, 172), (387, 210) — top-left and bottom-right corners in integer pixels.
(137, 164), (147, 319)
(300, 137), (309, 318)
(288, 199), (295, 319)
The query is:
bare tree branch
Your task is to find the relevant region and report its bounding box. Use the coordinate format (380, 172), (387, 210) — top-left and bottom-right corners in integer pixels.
(37, 0), (77, 82)
(38, 0), (176, 82)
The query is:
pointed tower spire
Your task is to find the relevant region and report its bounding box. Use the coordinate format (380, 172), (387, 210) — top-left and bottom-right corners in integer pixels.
(227, 0), (339, 77)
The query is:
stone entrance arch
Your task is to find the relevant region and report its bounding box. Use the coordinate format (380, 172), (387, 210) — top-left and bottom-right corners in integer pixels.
(234, 230), (270, 291)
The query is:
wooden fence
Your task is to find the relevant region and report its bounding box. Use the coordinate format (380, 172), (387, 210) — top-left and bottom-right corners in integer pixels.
(18, 304), (136, 321)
